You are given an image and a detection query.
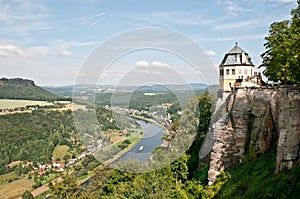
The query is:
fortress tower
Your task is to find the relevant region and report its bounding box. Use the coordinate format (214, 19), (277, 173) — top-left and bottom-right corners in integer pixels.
(219, 43), (260, 91)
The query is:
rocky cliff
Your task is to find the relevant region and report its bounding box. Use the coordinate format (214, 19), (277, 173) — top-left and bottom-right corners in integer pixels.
(200, 87), (300, 185)
(0, 78), (35, 86)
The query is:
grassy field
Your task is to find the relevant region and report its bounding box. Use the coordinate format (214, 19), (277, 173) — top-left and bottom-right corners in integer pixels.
(0, 178), (34, 199)
(0, 99), (53, 109)
(34, 190), (50, 199)
(0, 173), (18, 186)
(52, 145), (69, 161)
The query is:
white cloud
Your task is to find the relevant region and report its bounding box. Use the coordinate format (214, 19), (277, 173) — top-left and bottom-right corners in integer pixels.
(197, 34), (266, 42)
(135, 60), (150, 66)
(0, 43), (75, 57)
(213, 19), (264, 31)
(205, 50), (216, 56)
(0, 0), (50, 37)
(151, 61), (169, 67)
(99, 72), (108, 77)
(135, 60), (170, 67)
(127, 12), (227, 27)
(0, 45), (25, 57)
(269, 0), (296, 3)
(81, 12), (108, 26)
(134, 69), (164, 75)
(226, 1), (253, 14)
(49, 40), (97, 50)
(77, 73), (87, 77)
(0, 39), (99, 58)
(59, 50), (72, 56)
(25, 46), (52, 57)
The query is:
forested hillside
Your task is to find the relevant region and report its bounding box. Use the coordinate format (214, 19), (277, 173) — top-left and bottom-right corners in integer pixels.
(0, 105), (126, 176)
(0, 110), (80, 175)
(0, 78), (65, 101)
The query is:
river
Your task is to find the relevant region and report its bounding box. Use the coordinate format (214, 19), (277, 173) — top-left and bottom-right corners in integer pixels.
(82, 118), (167, 187)
(116, 118), (167, 163)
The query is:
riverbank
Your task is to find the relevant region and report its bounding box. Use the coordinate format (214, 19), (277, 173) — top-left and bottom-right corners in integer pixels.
(104, 136), (142, 165)
(129, 114), (170, 135)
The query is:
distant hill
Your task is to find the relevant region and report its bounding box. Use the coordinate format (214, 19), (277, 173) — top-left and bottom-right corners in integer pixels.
(45, 83), (219, 95)
(0, 78), (66, 101)
(43, 85), (74, 97)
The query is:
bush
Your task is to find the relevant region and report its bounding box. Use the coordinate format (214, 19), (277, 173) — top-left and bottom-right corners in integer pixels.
(22, 190), (33, 199)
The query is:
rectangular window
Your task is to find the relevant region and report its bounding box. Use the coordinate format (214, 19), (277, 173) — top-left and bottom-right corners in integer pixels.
(220, 69), (224, 76)
(226, 69), (230, 75)
(244, 69), (248, 75)
(232, 69), (235, 75)
(238, 69), (242, 75)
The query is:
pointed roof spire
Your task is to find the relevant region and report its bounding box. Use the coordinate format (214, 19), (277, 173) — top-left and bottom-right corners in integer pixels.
(220, 42), (254, 66)
(228, 42), (244, 54)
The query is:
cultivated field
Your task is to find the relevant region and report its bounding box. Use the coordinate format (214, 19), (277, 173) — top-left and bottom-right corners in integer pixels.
(0, 178), (34, 199)
(0, 173), (18, 186)
(52, 145), (70, 161)
(0, 99), (53, 109)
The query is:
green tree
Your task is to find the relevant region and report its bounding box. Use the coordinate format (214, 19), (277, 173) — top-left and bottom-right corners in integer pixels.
(22, 190), (33, 199)
(49, 173), (82, 199)
(260, 1), (300, 84)
(187, 92), (212, 178)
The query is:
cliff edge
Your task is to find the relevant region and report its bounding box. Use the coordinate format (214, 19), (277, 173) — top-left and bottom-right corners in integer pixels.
(201, 87), (300, 185)
(0, 78), (35, 86)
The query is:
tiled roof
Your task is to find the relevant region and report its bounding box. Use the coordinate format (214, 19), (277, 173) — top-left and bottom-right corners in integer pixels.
(220, 43), (254, 66)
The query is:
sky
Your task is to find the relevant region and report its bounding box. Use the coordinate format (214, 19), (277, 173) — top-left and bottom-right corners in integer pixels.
(0, 0), (298, 86)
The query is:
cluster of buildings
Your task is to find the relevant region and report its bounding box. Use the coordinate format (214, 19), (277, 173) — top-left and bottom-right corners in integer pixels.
(0, 105), (39, 113)
(67, 152), (87, 165)
(25, 161), (64, 176)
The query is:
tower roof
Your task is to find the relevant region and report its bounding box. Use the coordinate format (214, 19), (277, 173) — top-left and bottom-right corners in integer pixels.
(220, 43), (254, 66)
(228, 42), (245, 54)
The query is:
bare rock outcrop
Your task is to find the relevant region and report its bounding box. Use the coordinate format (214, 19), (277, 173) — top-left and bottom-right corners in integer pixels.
(0, 78), (35, 86)
(202, 87), (300, 184)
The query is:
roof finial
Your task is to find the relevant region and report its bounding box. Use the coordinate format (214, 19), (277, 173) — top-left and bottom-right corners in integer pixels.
(235, 42), (238, 46)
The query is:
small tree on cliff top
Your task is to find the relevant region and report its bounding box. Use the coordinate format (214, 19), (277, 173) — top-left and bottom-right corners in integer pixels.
(260, 0), (300, 84)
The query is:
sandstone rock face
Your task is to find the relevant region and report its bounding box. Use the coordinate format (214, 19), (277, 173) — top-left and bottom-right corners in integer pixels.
(0, 78), (35, 86)
(204, 87), (300, 184)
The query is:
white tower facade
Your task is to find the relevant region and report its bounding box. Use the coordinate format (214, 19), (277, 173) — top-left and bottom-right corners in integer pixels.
(219, 43), (255, 91)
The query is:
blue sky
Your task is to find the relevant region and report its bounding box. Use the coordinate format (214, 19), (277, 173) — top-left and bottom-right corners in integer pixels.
(0, 0), (297, 86)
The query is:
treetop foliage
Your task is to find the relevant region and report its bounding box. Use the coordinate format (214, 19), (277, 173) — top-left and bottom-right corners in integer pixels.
(260, 1), (300, 84)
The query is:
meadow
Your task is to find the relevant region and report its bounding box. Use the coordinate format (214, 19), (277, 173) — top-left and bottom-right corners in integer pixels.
(52, 145), (70, 161)
(0, 99), (53, 109)
(0, 178), (34, 199)
(0, 173), (18, 186)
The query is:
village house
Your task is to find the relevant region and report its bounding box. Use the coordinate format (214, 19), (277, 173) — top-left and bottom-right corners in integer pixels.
(38, 171), (45, 176)
(52, 161), (61, 169)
